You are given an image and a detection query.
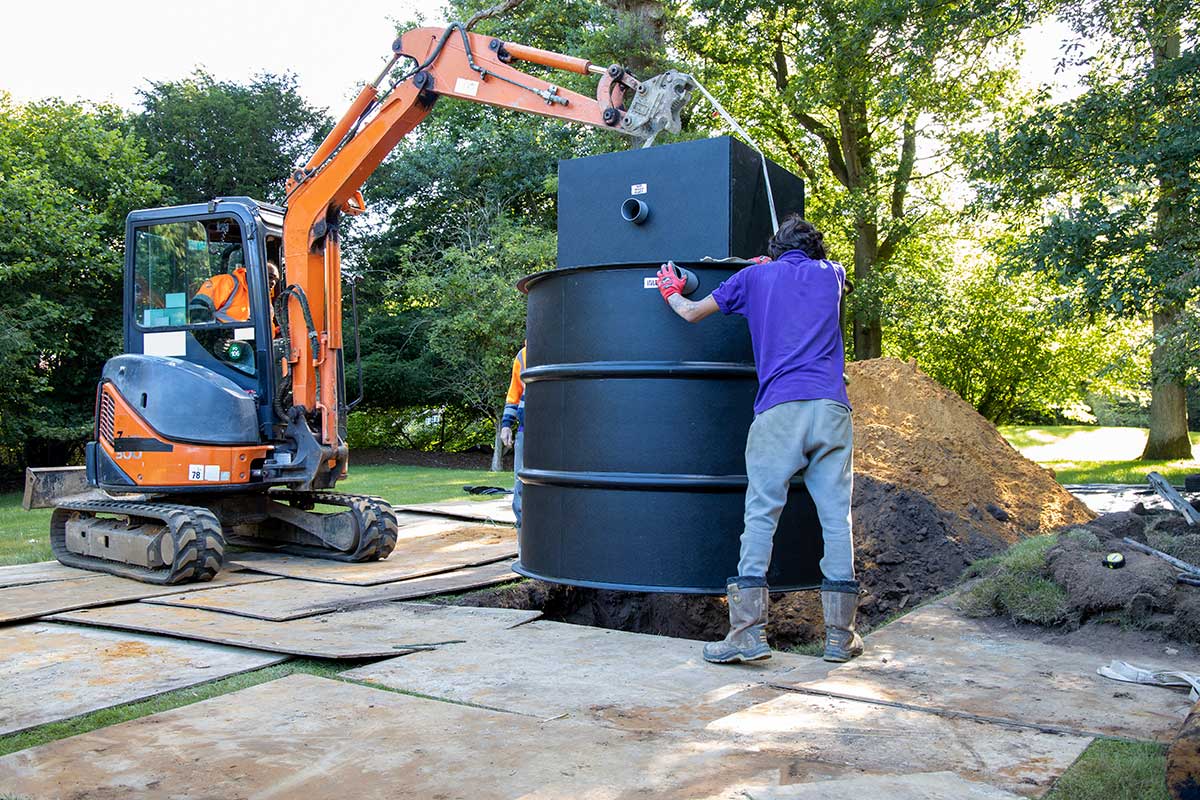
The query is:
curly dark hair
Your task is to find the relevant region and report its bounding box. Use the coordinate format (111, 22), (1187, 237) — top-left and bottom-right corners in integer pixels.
(766, 213), (827, 260)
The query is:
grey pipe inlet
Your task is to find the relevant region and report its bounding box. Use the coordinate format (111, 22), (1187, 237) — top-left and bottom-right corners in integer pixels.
(621, 197), (649, 225)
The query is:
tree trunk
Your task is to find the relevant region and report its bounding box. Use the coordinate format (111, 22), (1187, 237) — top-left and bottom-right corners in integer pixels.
(604, 1), (667, 75)
(490, 419), (504, 472)
(852, 217), (882, 359)
(1141, 306), (1192, 460)
(1141, 21), (1188, 462)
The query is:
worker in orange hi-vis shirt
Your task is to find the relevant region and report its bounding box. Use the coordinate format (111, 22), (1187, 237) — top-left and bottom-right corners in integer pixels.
(500, 343), (526, 529)
(190, 264), (251, 323)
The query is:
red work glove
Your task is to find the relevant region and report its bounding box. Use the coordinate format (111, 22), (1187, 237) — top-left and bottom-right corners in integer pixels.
(657, 262), (686, 301)
(750, 255), (771, 264)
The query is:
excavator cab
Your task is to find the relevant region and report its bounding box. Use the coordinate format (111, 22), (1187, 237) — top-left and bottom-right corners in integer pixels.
(128, 198), (279, 403)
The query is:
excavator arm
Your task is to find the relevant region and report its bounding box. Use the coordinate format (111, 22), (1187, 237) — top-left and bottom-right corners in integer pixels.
(279, 23), (692, 485)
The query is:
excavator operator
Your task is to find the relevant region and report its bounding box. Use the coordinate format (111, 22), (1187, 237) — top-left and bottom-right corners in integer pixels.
(189, 260), (280, 323)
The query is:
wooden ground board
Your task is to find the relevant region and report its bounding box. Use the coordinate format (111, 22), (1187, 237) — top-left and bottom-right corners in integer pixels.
(736, 771), (1024, 799)
(142, 560), (518, 621)
(782, 596), (1198, 741)
(0, 622), (284, 736)
(344, 619), (834, 728)
(228, 519), (516, 585)
(50, 601), (540, 659)
(0, 561), (100, 589)
(0, 571), (279, 625)
(0, 673), (1088, 798)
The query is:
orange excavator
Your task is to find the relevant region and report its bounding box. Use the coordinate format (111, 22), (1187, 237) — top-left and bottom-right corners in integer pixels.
(27, 24), (693, 584)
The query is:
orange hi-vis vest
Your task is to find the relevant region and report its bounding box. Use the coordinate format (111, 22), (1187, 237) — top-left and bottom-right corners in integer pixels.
(194, 266), (251, 322)
(502, 346), (526, 430)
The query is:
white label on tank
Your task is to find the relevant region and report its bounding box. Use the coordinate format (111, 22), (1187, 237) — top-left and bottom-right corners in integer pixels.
(204, 465), (221, 481)
(631, 183), (647, 195)
(188, 464), (203, 481)
(144, 331), (186, 357)
(644, 277), (659, 289)
(220, 471), (231, 481)
(234, 327), (254, 341)
(454, 78), (480, 96)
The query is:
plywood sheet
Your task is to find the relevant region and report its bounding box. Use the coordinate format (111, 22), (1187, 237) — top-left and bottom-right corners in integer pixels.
(737, 771), (1024, 800)
(782, 596), (1198, 741)
(0, 560), (100, 588)
(397, 497), (515, 525)
(702, 691), (1089, 797)
(228, 520), (516, 585)
(345, 619), (834, 727)
(143, 561), (518, 621)
(0, 571), (279, 625)
(0, 674), (1088, 799)
(0, 622), (284, 736)
(51, 601), (540, 659)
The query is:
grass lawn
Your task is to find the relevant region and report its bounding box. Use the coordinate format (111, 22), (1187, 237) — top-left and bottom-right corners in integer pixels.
(1046, 739), (1169, 800)
(0, 464), (506, 568)
(1000, 424), (1200, 485)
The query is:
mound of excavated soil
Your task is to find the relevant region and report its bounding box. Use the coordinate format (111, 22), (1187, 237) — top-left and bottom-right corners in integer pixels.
(846, 358), (1094, 617)
(848, 358), (1092, 538)
(451, 358), (1094, 645)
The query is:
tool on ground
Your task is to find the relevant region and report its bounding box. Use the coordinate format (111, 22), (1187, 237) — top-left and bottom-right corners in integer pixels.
(1124, 537), (1200, 576)
(1104, 552), (1126, 569)
(25, 24), (696, 585)
(1149, 471), (1200, 526)
(1179, 573), (1200, 588)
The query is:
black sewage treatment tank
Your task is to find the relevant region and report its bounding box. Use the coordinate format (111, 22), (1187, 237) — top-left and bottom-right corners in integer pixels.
(513, 136), (824, 594)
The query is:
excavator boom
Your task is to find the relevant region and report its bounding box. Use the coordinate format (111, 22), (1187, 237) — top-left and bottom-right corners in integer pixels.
(280, 25), (692, 479)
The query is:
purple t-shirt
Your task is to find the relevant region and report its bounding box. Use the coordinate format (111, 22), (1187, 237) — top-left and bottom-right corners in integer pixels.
(711, 250), (850, 414)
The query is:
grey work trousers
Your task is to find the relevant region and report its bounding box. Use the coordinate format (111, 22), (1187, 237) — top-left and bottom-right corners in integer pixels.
(738, 398), (855, 582)
(512, 428), (524, 529)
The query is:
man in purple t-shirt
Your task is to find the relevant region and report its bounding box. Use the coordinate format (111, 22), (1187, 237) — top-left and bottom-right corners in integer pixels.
(656, 214), (862, 665)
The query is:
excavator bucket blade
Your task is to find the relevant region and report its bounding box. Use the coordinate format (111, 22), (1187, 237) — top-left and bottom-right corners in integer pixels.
(23, 467), (101, 510)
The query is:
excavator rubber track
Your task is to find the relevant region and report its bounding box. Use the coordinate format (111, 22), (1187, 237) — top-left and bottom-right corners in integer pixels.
(258, 491), (399, 562)
(50, 499), (225, 585)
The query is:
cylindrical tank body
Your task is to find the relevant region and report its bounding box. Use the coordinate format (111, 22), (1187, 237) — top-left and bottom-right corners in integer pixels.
(513, 136), (824, 594)
(515, 262), (825, 593)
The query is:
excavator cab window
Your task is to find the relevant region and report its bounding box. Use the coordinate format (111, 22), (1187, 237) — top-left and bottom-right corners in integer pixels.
(132, 216), (258, 375)
(133, 217), (250, 327)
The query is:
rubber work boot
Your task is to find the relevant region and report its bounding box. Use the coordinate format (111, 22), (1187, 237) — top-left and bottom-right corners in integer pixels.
(703, 577), (771, 663)
(822, 580), (865, 663)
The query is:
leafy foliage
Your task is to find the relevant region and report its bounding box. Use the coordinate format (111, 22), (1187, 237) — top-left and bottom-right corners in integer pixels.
(677, 0), (1035, 356)
(971, 0), (1198, 456)
(134, 71), (330, 204)
(888, 253), (1145, 423)
(0, 95), (167, 466)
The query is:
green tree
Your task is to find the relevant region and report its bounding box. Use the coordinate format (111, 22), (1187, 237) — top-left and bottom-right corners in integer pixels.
(0, 95), (167, 469)
(134, 70), (329, 204)
(889, 257), (1143, 423)
(973, 0), (1198, 457)
(679, 0), (1038, 359)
